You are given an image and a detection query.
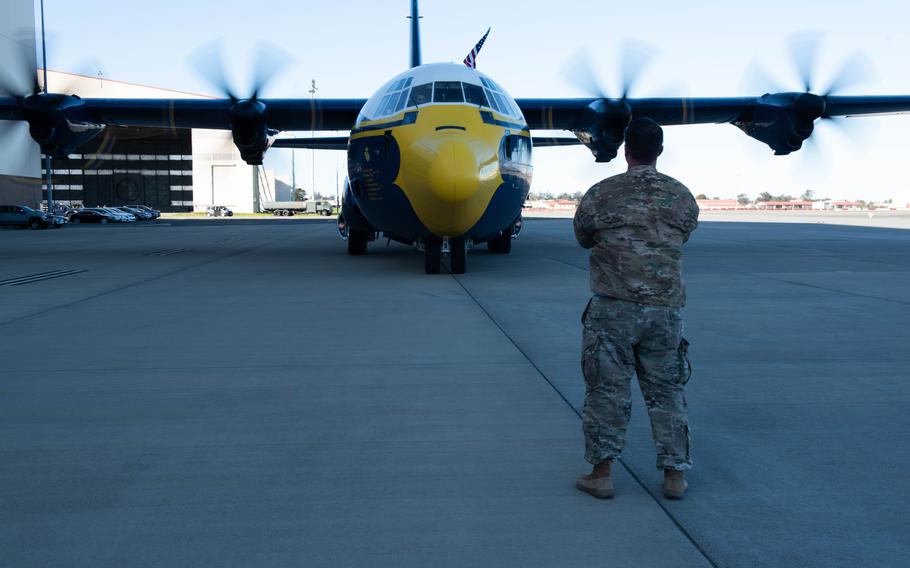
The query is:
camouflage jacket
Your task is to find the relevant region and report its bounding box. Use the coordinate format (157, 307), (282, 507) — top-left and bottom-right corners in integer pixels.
(573, 165), (699, 308)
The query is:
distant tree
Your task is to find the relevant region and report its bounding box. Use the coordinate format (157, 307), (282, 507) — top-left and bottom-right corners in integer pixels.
(736, 193), (751, 206)
(293, 188), (307, 201)
(771, 194), (793, 202)
(756, 192), (773, 202)
(695, 193), (708, 200)
(557, 192), (573, 200)
(885, 198), (893, 204)
(572, 191), (584, 203)
(801, 189), (815, 201)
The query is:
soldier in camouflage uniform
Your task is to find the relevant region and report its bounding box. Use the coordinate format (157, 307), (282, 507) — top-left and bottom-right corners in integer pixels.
(573, 117), (699, 500)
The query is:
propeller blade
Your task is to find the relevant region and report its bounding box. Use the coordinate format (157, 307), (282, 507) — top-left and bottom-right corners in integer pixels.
(824, 52), (876, 95)
(619, 39), (655, 99)
(0, 32), (39, 97)
(250, 42), (292, 100)
(189, 40), (238, 100)
(788, 31), (823, 92)
(740, 59), (785, 96)
(819, 114), (875, 141)
(561, 48), (607, 98)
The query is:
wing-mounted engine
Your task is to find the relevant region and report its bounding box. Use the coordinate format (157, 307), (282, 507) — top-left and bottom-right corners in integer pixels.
(228, 99), (276, 165)
(572, 99), (632, 162)
(191, 41), (291, 165)
(18, 93), (105, 157)
(734, 92), (826, 155)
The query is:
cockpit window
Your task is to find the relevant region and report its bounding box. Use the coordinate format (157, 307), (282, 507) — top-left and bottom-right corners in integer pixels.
(409, 83), (432, 106)
(463, 83), (488, 107)
(387, 76), (413, 93)
(433, 81), (464, 103)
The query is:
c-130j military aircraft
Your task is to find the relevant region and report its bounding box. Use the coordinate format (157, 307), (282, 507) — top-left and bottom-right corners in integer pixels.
(2, 1), (910, 274)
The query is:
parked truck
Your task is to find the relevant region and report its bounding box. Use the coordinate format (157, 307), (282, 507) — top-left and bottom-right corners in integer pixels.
(262, 200), (336, 217)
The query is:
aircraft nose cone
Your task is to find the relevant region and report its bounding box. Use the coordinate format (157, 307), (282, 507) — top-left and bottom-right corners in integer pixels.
(427, 138), (480, 204)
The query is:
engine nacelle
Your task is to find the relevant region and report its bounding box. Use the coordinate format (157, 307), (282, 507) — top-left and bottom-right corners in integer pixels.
(21, 94), (105, 157)
(229, 99), (273, 165)
(572, 99), (632, 163)
(734, 92), (826, 155)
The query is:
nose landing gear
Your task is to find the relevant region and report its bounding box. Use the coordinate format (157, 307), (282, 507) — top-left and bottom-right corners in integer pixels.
(423, 236), (468, 275)
(425, 237), (442, 274)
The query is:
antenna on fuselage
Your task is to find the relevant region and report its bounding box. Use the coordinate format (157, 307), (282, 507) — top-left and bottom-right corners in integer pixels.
(407, 0), (422, 68)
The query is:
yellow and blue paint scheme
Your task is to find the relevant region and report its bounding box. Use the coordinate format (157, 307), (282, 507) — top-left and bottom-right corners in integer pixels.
(344, 63), (532, 245)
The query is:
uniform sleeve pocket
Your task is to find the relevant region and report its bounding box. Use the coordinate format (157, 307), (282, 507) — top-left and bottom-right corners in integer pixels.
(678, 337), (692, 385)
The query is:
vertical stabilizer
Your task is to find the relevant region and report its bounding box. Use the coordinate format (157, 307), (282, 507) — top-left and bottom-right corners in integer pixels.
(409, 0), (421, 68)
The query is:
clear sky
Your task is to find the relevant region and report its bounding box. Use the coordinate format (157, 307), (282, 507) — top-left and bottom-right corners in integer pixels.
(35, 0), (910, 202)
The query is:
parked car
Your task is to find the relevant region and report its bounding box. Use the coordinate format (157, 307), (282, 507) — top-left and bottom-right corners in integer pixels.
(97, 207), (135, 222)
(206, 205), (233, 217)
(129, 205), (160, 219)
(0, 205), (54, 229)
(47, 214), (68, 228)
(69, 209), (114, 224)
(116, 206), (152, 220)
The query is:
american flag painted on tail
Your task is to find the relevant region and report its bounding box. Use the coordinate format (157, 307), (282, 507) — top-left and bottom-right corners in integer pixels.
(463, 28), (491, 69)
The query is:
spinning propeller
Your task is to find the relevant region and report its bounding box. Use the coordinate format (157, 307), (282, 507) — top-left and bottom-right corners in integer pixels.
(743, 32), (877, 156)
(190, 40), (292, 164)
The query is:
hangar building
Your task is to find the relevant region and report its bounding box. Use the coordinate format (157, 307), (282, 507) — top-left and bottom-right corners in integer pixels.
(37, 70), (278, 213)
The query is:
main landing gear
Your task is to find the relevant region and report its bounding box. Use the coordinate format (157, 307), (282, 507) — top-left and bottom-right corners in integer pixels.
(423, 237), (468, 275)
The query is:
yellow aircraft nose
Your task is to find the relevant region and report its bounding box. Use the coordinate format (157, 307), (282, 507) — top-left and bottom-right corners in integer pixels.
(400, 129), (500, 238)
(427, 138), (480, 204)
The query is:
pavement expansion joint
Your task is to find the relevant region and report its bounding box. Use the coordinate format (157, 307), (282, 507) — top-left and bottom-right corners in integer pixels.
(450, 272), (720, 568)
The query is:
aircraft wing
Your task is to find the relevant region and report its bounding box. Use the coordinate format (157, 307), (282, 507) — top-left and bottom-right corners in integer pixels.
(515, 96), (910, 130)
(270, 135), (584, 150)
(271, 136), (350, 150)
(515, 95), (910, 159)
(0, 97), (367, 130)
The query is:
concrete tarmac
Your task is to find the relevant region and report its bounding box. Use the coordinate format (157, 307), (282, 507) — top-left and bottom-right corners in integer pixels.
(1, 218), (908, 567)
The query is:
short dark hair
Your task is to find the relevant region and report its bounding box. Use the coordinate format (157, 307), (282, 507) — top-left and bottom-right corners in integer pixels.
(624, 117), (663, 163)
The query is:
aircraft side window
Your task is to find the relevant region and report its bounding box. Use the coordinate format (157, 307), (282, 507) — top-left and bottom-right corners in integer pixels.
(501, 135), (531, 165)
(463, 83), (488, 107)
(433, 81), (464, 103)
(394, 89), (410, 113)
(402, 77), (413, 89)
(480, 77), (493, 90)
(388, 78), (405, 92)
(409, 83), (432, 106)
(377, 94), (397, 116)
(484, 89), (502, 113)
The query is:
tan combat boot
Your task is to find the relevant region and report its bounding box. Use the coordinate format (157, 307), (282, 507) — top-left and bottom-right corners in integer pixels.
(576, 460), (615, 499)
(663, 469), (688, 499)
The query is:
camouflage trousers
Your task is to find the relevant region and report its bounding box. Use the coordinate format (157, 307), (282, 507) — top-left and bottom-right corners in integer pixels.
(581, 295), (692, 470)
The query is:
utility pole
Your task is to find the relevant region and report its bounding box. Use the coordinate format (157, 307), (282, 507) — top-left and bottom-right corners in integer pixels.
(291, 144), (296, 198)
(309, 79), (317, 200)
(40, 0), (52, 213)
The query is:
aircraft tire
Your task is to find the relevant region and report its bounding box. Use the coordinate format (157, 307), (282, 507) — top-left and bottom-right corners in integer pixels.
(425, 237), (441, 274)
(450, 237), (467, 274)
(488, 230), (512, 254)
(348, 230), (368, 255)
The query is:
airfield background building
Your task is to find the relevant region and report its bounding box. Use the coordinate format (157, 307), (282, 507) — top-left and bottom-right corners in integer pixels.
(34, 70), (278, 213)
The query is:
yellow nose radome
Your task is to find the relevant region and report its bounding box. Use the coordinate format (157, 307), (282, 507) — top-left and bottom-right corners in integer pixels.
(391, 105), (508, 238)
(427, 138), (480, 205)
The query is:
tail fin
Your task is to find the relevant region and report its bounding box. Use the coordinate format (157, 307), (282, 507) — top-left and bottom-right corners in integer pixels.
(409, 0), (421, 68)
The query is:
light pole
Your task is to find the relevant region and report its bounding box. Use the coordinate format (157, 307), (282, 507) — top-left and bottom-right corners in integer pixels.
(40, 0), (52, 213)
(309, 79), (317, 201)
